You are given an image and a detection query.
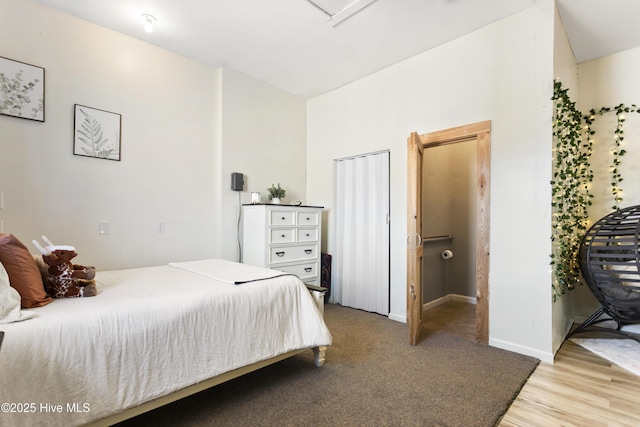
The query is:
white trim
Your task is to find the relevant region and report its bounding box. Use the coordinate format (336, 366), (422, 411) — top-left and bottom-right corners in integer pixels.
(426, 295), (552, 362)
(489, 337), (554, 364)
(388, 312), (406, 323)
(334, 149), (390, 162)
(423, 293), (477, 311)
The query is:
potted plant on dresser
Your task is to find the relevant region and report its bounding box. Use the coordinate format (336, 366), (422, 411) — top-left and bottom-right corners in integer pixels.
(267, 183), (286, 204)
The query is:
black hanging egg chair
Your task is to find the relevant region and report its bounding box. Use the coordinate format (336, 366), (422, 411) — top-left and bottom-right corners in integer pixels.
(570, 205), (640, 342)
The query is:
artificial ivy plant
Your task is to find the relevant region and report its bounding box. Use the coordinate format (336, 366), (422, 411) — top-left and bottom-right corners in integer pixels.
(551, 80), (592, 299)
(550, 80), (639, 299)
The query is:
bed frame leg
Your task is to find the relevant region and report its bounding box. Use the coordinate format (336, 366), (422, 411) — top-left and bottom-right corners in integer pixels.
(305, 285), (328, 367)
(313, 346), (326, 367)
(305, 284), (328, 316)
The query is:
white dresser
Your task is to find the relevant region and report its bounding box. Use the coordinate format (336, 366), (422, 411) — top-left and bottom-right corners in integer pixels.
(242, 204), (323, 287)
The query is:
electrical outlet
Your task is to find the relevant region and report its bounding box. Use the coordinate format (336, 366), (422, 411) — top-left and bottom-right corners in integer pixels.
(99, 221), (110, 235)
(157, 222), (165, 233)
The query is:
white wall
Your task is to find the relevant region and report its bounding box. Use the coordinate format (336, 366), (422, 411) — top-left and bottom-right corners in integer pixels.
(571, 45), (640, 319)
(0, 0), (218, 270)
(219, 69), (307, 261)
(552, 4), (579, 354)
(578, 48), (640, 216)
(308, 2), (556, 361)
(0, 1), (309, 271)
(552, 5), (640, 354)
(3, 0), (568, 361)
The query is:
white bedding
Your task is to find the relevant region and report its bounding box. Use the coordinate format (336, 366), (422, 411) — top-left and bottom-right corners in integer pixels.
(169, 258), (293, 284)
(0, 259), (332, 427)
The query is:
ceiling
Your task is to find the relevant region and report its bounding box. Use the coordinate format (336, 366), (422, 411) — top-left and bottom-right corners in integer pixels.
(33, 0), (640, 99)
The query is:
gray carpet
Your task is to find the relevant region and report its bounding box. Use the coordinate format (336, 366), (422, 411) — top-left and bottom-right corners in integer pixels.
(116, 304), (539, 426)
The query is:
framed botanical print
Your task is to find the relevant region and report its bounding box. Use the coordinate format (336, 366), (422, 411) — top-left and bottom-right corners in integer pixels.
(73, 104), (121, 161)
(0, 56), (45, 122)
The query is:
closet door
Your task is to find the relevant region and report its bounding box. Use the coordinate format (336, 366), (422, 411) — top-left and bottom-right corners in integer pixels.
(333, 150), (390, 315)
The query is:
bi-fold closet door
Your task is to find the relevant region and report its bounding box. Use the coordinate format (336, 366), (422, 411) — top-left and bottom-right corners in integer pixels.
(332, 150), (390, 315)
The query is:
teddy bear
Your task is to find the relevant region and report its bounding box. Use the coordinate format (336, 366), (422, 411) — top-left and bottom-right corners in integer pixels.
(32, 236), (97, 298)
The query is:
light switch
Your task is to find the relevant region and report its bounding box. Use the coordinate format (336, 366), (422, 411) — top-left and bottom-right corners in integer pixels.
(99, 221), (110, 235)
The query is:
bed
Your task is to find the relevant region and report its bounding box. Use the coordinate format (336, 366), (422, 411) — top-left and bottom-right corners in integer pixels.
(0, 258), (332, 427)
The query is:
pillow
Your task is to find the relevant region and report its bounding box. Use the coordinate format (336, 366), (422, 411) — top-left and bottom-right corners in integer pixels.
(0, 260), (36, 323)
(0, 234), (52, 308)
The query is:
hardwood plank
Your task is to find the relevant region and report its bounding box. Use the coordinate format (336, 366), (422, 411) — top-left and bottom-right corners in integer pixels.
(430, 301), (640, 426)
(499, 340), (640, 427)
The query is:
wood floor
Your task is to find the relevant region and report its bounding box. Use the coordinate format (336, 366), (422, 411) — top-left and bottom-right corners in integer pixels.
(425, 301), (640, 427)
(499, 339), (640, 427)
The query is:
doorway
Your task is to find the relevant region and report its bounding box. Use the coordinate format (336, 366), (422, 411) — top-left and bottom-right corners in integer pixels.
(407, 121), (490, 345)
(422, 140), (477, 340)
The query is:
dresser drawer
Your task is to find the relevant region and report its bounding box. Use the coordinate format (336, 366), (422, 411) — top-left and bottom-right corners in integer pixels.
(297, 228), (318, 242)
(242, 205), (323, 276)
(269, 245), (318, 264)
(277, 262), (318, 280)
(270, 211), (295, 226)
(297, 212), (319, 226)
(270, 228), (295, 244)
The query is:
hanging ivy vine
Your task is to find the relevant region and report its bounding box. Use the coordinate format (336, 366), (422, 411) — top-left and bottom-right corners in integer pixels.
(550, 80), (592, 299)
(586, 104), (640, 209)
(551, 80), (640, 299)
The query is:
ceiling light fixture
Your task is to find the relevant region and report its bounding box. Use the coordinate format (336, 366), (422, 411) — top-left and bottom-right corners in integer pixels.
(141, 14), (156, 33)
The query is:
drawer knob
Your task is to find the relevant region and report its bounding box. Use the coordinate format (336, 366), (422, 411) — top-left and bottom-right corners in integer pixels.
(306, 233), (310, 237)
(304, 249), (312, 254)
(304, 267), (312, 272)
(282, 234), (286, 238)
(281, 217), (286, 220)
(276, 251), (285, 257)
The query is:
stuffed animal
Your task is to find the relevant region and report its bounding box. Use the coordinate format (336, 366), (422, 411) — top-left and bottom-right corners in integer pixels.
(32, 236), (97, 298)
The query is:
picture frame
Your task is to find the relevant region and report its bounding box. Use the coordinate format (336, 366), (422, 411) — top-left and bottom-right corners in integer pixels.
(73, 104), (121, 161)
(0, 56), (45, 122)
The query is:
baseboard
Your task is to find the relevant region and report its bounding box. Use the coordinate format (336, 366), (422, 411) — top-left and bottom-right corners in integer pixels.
(451, 294), (477, 304)
(489, 337), (554, 363)
(423, 294), (477, 311)
(385, 294), (476, 323)
(388, 312), (406, 323)
(394, 298), (554, 362)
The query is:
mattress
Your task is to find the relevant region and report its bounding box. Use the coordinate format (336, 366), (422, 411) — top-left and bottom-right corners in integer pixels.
(0, 259), (332, 427)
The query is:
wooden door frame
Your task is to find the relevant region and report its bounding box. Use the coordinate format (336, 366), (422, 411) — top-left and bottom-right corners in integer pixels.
(407, 132), (424, 345)
(407, 120), (491, 344)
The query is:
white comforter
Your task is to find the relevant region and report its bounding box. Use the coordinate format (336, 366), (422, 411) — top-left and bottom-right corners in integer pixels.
(0, 259), (332, 427)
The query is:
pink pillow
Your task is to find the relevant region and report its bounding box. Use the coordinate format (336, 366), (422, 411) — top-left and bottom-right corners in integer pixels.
(0, 234), (52, 308)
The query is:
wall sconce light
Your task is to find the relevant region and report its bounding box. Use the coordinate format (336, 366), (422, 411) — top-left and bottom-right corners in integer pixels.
(142, 14), (156, 33)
